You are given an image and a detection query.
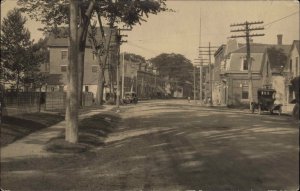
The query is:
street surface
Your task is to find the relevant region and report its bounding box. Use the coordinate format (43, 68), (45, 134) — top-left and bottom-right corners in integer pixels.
(1, 100), (299, 190)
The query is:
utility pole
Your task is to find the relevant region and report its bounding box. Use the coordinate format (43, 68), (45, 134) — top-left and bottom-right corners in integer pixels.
(230, 21), (264, 110)
(199, 60), (203, 102)
(115, 28), (130, 108)
(194, 58), (209, 104)
(122, 52), (125, 99)
(193, 66), (196, 102)
(198, 45), (217, 105)
(208, 42), (212, 105)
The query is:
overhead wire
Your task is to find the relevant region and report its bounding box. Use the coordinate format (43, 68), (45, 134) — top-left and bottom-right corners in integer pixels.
(263, 11), (299, 28)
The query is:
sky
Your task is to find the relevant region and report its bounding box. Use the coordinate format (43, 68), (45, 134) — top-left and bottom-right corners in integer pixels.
(1, 0), (299, 64)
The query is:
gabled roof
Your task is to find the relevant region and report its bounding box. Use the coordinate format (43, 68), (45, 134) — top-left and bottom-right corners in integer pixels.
(232, 43), (291, 54)
(231, 43), (269, 54)
(290, 40), (300, 54)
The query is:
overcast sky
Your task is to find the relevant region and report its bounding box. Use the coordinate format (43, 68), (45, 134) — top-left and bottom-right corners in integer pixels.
(1, 0), (299, 63)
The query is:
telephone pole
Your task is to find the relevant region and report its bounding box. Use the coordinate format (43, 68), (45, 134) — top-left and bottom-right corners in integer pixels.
(198, 44), (218, 105)
(194, 58), (209, 104)
(193, 66), (196, 102)
(230, 21), (264, 110)
(116, 28), (130, 108)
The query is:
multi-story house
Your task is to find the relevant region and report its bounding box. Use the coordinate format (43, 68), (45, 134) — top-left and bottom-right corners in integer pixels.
(261, 36), (291, 112)
(46, 27), (117, 98)
(218, 37), (291, 107)
(288, 40), (300, 78)
(217, 35), (294, 108)
(284, 40), (299, 110)
(213, 39), (244, 106)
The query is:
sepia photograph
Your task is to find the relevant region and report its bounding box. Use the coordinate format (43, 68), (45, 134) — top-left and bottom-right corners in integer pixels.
(0, 0), (299, 190)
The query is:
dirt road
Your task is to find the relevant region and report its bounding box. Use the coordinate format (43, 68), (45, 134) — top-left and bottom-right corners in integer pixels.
(1, 100), (299, 190)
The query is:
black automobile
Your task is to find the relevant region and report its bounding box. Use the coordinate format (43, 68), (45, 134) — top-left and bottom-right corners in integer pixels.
(123, 92), (138, 104)
(251, 88), (282, 115)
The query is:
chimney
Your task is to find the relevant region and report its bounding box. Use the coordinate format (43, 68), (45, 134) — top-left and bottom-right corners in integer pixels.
(277, 34), (283, 45)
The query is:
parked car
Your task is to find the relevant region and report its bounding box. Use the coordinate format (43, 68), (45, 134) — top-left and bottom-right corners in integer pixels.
(251, 88), (282, 115)
(123, 92), (138, 104)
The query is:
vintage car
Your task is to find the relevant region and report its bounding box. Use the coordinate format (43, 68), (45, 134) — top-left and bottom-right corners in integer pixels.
(251, 88), (282, 115)
(123, 92), (138, 104)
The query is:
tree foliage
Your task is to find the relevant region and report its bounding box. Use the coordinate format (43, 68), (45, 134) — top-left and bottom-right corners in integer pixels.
(0, 8), (35, 89)
(124, 52), (146, 63)
(150, 53), (194, 85)
(23, 37), (50, 87)
(17, 0), (167, 33)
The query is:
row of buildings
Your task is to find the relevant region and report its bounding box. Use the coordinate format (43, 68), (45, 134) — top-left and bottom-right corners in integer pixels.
(39, 27), (191, 101)
(210, 35), (299, 112)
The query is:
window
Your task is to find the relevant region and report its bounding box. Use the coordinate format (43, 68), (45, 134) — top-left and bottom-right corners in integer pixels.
(61, 65), (67, 72)
(242, 86), (249, 100)
(85, 86), (89, 92)
(92, 65), (98, 73)
(296, 57), (299, 75)
(242, 59), (248, 71)
(59, 86), (64, 92)
(290, 59), (292, 72)
(61, 50), (68, 60)
(266, 61), (269, 77)
(288, 85), (294, 103)
(93, 53), (97, 60)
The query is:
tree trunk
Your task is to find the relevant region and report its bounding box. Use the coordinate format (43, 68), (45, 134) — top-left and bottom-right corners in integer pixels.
(78, 47), (85, 107)
(16, 71), (20, 93)
(77, 2), (94, 107)
(96, 68), (105, 105)
(65, 0), (79, 143)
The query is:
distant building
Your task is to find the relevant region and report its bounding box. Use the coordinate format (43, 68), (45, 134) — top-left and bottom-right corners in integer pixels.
(213, 39), (243, 105)
(120, 54), (167, 99)
(214, 35), (298, 110)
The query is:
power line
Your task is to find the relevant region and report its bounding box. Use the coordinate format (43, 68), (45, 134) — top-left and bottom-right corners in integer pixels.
(126, 42), (158, 54)
(263, 11), (299, 27)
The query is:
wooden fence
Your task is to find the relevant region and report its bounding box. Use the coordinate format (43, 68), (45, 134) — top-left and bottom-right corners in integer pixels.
(2, 91), (94, 115)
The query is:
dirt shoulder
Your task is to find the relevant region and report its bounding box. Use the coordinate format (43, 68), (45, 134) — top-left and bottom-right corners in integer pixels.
(1, 113), (64, 147)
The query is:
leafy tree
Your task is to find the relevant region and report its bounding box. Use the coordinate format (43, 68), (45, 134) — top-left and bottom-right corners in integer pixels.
(0, 8), (35, 91)
(124, 53), (146, 63)
(150, 53), (194, 86)
(17, 0), (167, 143)
(23, 37), (49, 90)
(18, 0), (167, 104)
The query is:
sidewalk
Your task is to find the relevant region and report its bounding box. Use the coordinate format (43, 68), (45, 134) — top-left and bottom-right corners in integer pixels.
(1, 105), (115, 162)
